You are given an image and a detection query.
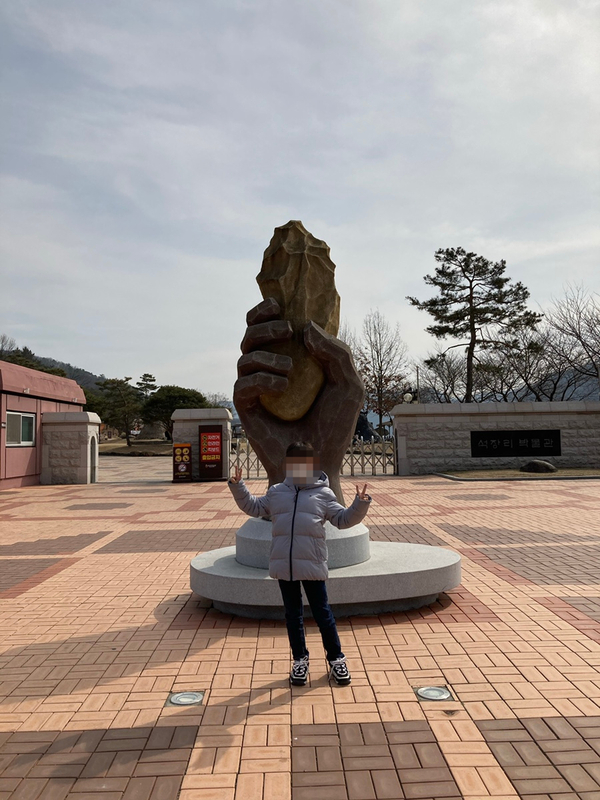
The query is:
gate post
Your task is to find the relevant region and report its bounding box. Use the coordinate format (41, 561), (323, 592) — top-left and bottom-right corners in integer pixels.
(171, 408), (232, 481)
(41, 412), (101, 484)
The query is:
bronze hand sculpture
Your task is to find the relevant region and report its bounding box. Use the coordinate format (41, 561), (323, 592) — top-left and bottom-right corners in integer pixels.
(233, 222), (364, 503)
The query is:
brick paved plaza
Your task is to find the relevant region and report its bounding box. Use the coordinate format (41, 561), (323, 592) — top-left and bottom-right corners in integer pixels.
(1, 461), (600, 800)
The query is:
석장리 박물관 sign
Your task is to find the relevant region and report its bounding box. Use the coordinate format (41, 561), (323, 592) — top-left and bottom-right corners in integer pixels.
(470, 430), (561, 458)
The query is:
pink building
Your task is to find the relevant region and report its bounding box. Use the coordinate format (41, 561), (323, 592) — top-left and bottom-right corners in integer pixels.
(0, 360), (86, 489)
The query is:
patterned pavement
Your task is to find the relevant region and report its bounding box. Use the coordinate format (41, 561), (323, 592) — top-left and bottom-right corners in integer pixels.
(1, 459), (600, 800)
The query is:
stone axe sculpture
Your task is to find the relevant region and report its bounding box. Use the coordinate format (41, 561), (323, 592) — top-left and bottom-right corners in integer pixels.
(233, 220), (364, 502)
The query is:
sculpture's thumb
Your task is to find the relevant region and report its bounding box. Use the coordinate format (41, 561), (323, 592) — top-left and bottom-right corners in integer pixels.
(304, 321), (358, 384)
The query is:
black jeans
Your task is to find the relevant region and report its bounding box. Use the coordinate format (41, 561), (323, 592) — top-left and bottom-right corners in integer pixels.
(278, 579), (344, 663)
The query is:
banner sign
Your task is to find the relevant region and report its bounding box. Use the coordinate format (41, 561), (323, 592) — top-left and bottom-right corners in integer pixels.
(173, 443), (192, 481)
(470, 430), (561, 458)
(199, 425), (224, 480)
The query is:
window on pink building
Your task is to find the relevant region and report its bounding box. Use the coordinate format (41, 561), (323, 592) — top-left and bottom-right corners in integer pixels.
(6, 412), (35, 446)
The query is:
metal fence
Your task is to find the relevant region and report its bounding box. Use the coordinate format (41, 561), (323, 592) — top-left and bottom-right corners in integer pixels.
(341, 437), (397, 476)
(230, 440), (265, 479)
(230, 437), (397, 479)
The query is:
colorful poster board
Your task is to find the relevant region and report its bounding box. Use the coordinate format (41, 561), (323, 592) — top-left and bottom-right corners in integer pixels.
(173, 443), (192, 482)
(199, 425), (224, 480)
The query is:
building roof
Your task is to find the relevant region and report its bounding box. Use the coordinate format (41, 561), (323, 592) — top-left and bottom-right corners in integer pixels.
(0, 360), (86, 404)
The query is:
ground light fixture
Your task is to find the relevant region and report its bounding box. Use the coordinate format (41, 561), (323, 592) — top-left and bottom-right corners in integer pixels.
(166, 691), (205, 706)
(414, 686), (454, 701)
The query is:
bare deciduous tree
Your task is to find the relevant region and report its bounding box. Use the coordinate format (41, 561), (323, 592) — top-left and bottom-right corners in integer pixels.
(356, 310), (408, 430)
(420, 318), (597, 404)
(488, 323), (594, 401)
(0, 334), (17, 360)
(546, 286), (600, 399)
(337, 319), (359, 359)
(416, 347), (467, 403)
(204, 392), (232, 408)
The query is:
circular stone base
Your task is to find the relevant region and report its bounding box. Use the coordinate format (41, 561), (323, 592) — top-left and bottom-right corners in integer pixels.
(235, 518), (370, 570)
(212, 594), (440, 620)
(190, 542), (461, 619)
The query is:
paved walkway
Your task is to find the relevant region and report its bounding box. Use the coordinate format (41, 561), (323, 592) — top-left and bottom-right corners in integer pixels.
(1, 461), (600, 800)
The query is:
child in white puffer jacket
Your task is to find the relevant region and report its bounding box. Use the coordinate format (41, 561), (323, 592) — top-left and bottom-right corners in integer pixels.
(229, 441), (371, 686)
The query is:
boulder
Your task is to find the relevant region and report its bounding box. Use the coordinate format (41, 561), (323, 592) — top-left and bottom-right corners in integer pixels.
(519, 460), (558, 473)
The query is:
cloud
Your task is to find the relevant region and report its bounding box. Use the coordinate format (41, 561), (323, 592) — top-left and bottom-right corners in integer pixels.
(1, 0), (598, 393)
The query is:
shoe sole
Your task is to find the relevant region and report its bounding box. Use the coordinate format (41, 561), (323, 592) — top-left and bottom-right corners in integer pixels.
(290, 677), (308, 686)
(330, 674), (351, 685)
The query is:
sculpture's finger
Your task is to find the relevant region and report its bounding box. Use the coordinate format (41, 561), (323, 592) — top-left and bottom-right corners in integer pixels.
(233, 372), (288, 406)
(238, 351), (292, 378)
(246, 297), (282, 326)
(303, 321), (361, 387)
(241, 320), (293, 355)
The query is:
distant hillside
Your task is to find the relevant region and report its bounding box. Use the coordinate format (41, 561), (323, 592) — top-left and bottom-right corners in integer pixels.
(35, 356), (106, 390)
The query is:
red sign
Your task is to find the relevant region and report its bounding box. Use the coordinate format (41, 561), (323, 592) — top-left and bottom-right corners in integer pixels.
(173, 443), (192, 482)
(201, 432), (221, 460)
(198, 426), (224, 480)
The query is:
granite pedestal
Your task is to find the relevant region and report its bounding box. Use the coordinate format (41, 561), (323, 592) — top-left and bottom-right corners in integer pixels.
(191, 518), (461, 619)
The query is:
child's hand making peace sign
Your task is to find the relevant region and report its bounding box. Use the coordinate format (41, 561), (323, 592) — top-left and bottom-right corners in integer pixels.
(230, 466), (243, 484)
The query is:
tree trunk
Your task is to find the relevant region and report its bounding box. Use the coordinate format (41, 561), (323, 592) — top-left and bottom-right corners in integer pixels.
(465, 286), (476, 402)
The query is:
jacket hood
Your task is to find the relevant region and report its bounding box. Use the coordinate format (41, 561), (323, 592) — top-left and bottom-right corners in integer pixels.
(283, 471), (330, 490)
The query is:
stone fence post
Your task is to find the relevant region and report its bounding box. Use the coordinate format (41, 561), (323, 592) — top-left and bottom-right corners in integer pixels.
(41, 411), (101, 484)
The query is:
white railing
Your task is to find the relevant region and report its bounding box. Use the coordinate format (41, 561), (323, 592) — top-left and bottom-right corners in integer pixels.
(230, 437), (397, 479)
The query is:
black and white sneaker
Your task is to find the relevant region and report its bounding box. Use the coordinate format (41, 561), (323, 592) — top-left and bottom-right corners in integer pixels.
(290, 656), (309, 686)
(329, 657), (351, 685)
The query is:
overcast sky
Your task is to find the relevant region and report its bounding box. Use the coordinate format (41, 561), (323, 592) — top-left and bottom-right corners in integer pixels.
(1, 0), (598, 396)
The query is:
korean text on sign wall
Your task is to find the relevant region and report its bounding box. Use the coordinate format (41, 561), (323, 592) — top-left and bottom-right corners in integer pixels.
(201, 432), (222, 462)
(470, 430), (561, 458)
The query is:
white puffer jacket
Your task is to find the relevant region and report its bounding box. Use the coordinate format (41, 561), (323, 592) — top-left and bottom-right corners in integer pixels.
(228, 473), (371, 581)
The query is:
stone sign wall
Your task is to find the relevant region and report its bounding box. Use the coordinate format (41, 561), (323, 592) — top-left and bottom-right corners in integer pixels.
(390, 401), (600, 475)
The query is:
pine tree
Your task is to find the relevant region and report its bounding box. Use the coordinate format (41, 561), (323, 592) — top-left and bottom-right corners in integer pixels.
(407, 247), (542, 402)
(136, 373), (158, 398)
(141, 385), (210, 438)
(96, 378), (142, 446)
